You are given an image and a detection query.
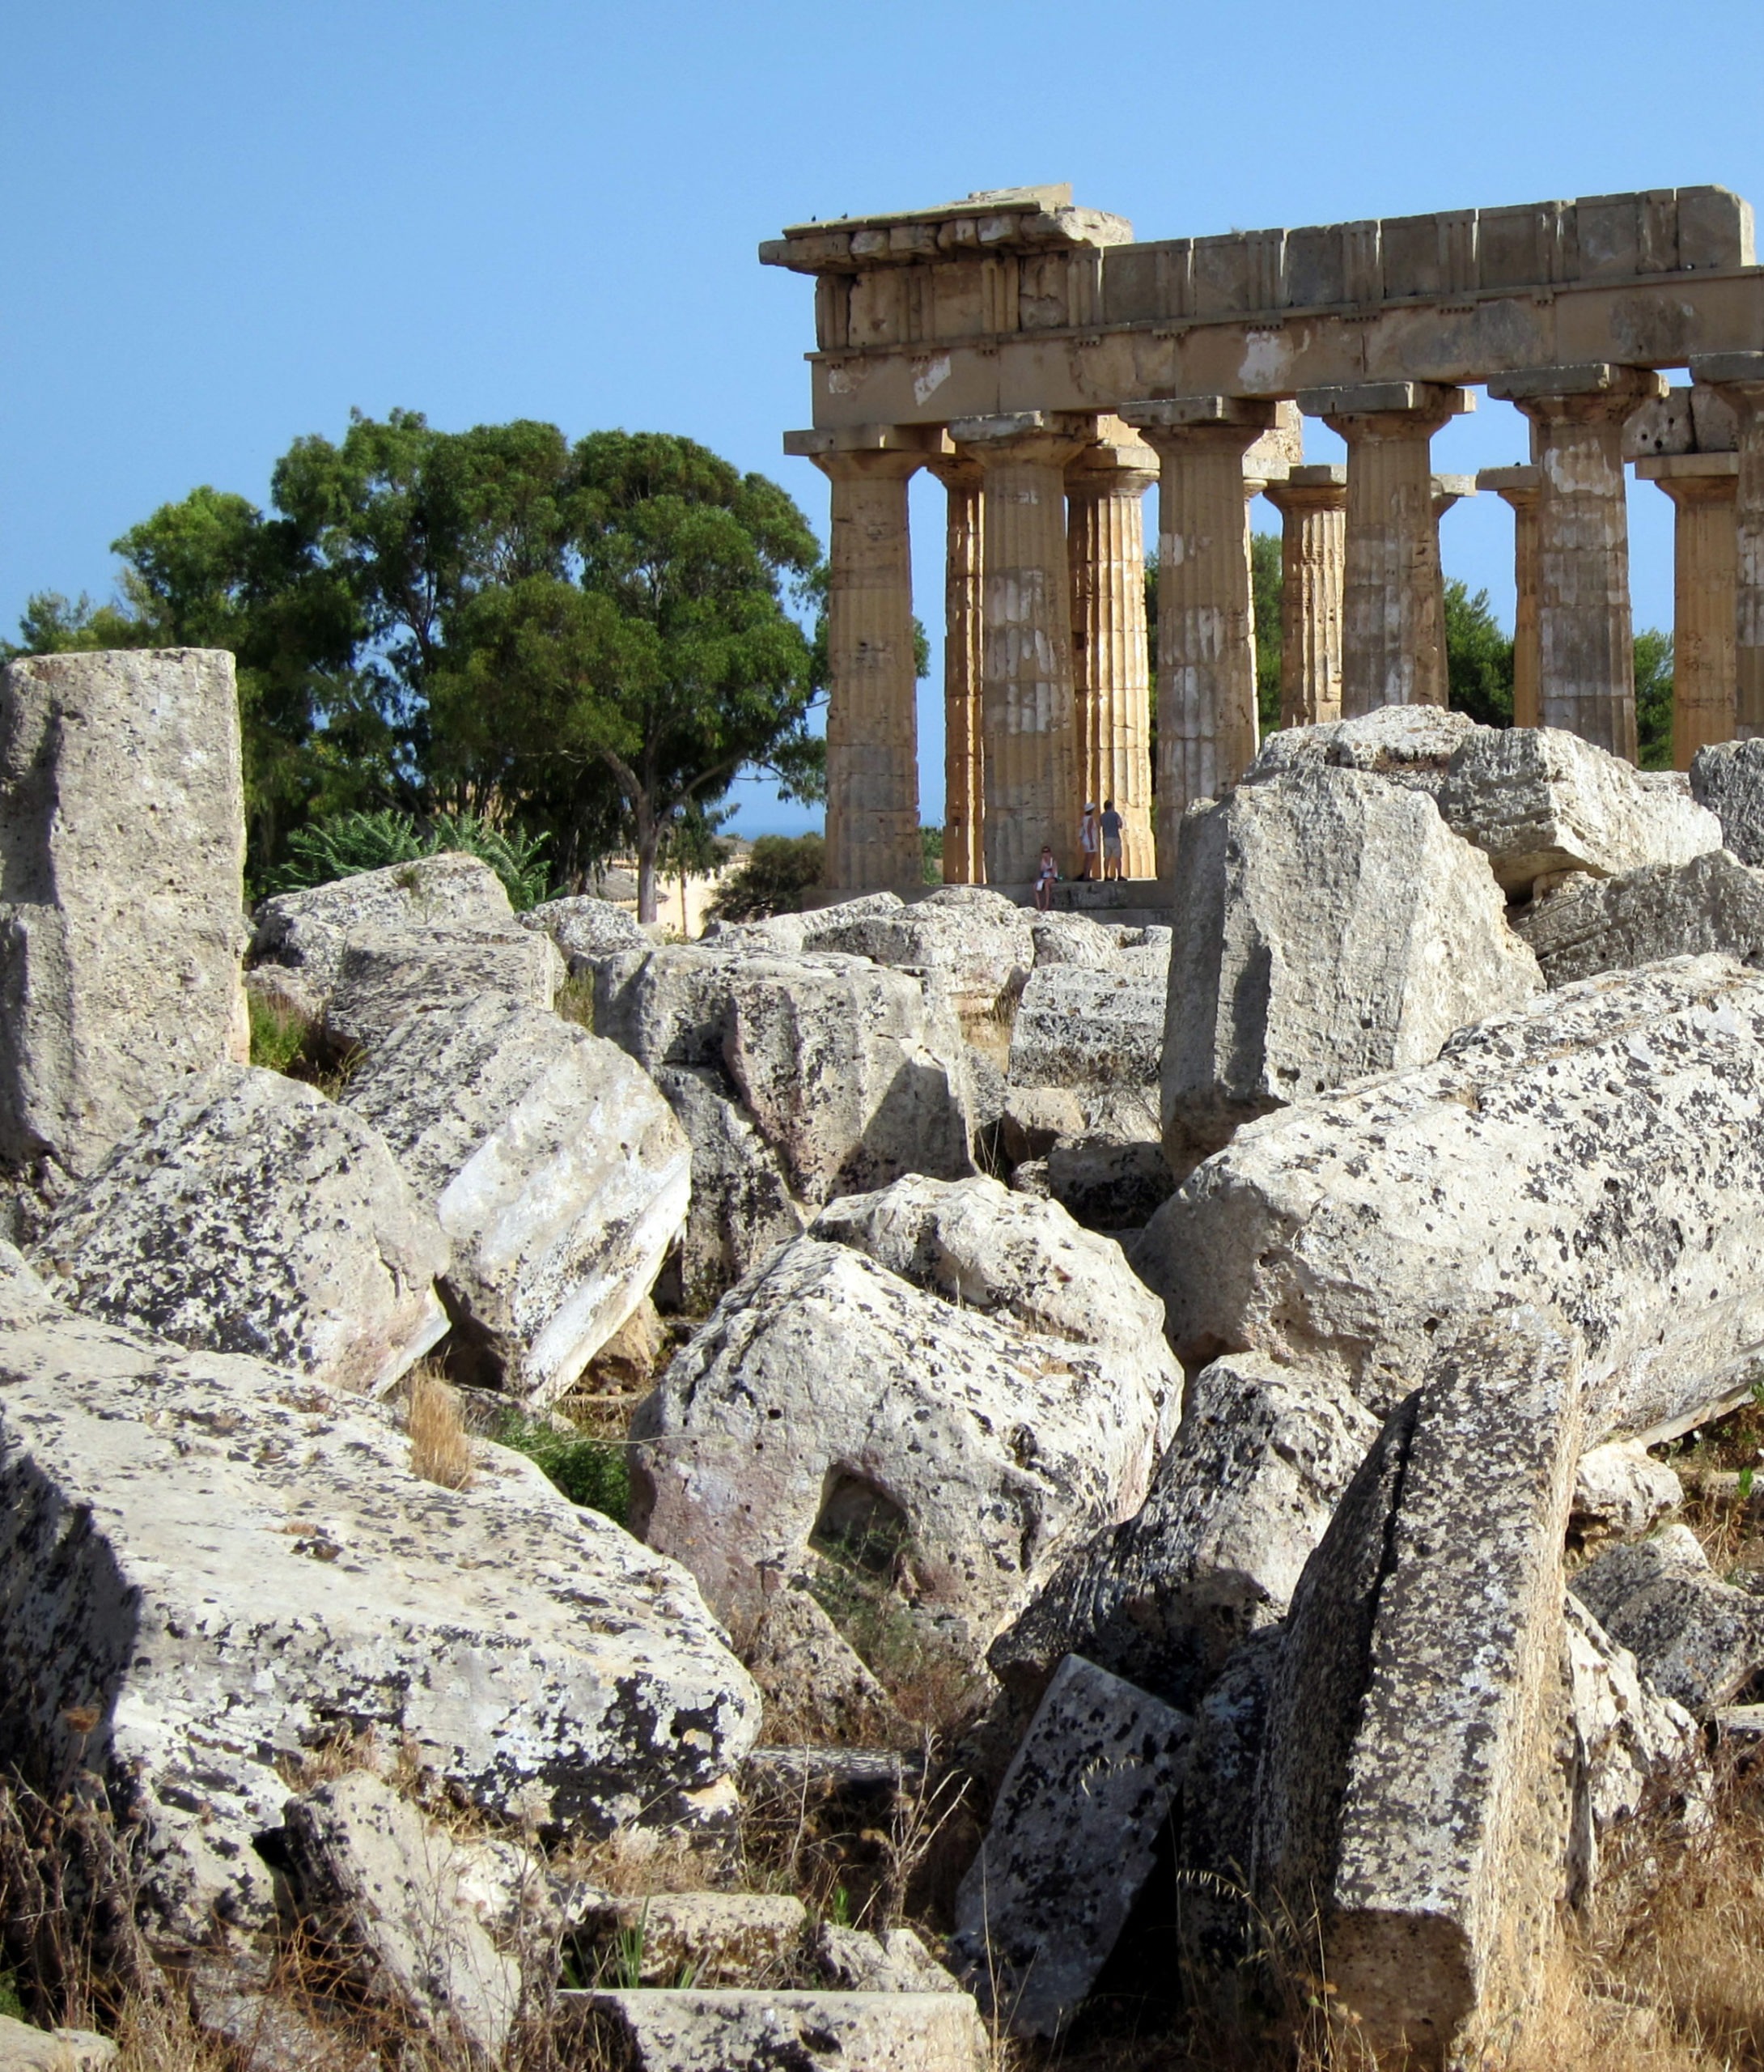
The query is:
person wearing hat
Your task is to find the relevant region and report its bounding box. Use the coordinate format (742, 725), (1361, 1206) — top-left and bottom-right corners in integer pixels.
(1078, 800), (1099, 881)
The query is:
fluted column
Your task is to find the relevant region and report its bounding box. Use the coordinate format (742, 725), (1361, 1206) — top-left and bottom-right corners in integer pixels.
(928, 452), (985, 882)
(1478, 465), (1542, 728)
(1262, 464), (1346, 728)
(1299, 381), (1473, 715)
(1693, 355), (1764, 739)
(1122, 396), (1279, 873)
(950, 411), (1093, 886)
(1489, 363), (1668, 760)
(1638, 453), (1740, 766)
(1066, 424), (1158, 877)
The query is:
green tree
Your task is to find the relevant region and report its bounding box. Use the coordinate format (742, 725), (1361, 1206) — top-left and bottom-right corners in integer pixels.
(1444, 580), (1516, 726)
(1635, 629), (1675, 771)
(1251, 533), (1283, 734)
(4, 590), (151, 656)
(706, 833), (825, 921)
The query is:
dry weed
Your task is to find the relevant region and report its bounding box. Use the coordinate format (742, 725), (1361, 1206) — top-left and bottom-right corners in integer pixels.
(406, 1365), (476, 1491)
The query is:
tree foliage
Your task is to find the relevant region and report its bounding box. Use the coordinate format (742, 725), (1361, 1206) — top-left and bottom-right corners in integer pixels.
(706, 833), (825, 921)
(1444, 580), (1516, 726)
(1635, 629), (1675, 771)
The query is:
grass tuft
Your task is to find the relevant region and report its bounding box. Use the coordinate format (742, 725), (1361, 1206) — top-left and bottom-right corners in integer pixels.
(492, 1410), (630, 1526)
(405, 1367), (475, 1492)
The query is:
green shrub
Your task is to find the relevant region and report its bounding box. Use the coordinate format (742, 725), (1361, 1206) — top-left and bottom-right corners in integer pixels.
(247, 992), (309, 1075)
(491, 1410), (629, 1525)
(706, 833), (825, 922)
(274, 809), (552, 910)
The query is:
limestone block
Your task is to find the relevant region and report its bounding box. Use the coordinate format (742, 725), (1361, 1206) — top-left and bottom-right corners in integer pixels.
(802, 885), (1035, 1017)
(0, 2019), (115, 2072)
(814, 1923), (961, 1993)
(575, 1891), (808, 1987)
(740, 1580), (905, 1745)
(252, 851), (514, 996)
(1007, 964), (1164, 1092)
(341, 998), (690, 1403)
(962, 1043), (1007, 1133)
(1029, 913), (1125, 970)
(1435, 726), (1722, 891)
(244, 962), (324, 1025)
(1163, 763), (1541, 1171)
(519, 894), (647, 971)
(990, 1353), (1380, 1715)
(569, 1989), (990, 2072)
(1514, 851), (1764, 986)
(630, 1187), (1181, 1651)
(0, 1284), (759, 1938)
(1043, 1138), (1176, 1233)
(1173, 1627), (1284, 1970)
(278, 1773), (528, 2062)
(1690, 737), (1764, 863)
(1241, 703), (1482, 796)
(950, 1654), (1193, 2039)
(0, 649), (248, 1185)
(650, 1065), (804, 1314)
(1254, 1312), (1584, 2070)
(323, 925), (562, 1057)
(32, 1064), (448, 1395)
(1572, 1441), (1684, 1542)
(999, 1085), (1087, 1165)
(1136, 957), (1764, 1440)
(1572, 1524), (1764, 1713)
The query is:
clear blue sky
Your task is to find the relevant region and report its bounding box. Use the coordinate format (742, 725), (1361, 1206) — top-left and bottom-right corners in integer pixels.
(6, 1), (1764, 835)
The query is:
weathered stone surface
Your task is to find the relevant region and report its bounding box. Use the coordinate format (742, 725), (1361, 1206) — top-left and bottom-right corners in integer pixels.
(519, 894), (647, 970)
(649, 1065), (804, 1314)
(990, 1353), (1380, 1715)
(0, 649), (248, 1187)
(1030, 913), (1124, 970)
(570, 1988), (990, 2072)
(1137, 957), (1764, 1441)
(999, 1085), (1087, 1165)
(951, 1654), (1192, 2039)
(1242, 703), (1482, 796)
(1571, 1441), (1683, 1543)
(0, 2019), (115, 2072)
(0, 1276), (759, 1938)
(1163, 762), (1541, 1171)
(962, 1044), (1007, 1134)
(741, 1580), (905, 1745)
(595, 945), (973, 1207)
(253, 852), (514, 997)
(1690, 737), (1764, 864)
(801, 885), (1034, 1017)
(1573, 1524), (1764, 1713)
(1173, 1626), (1284, 1970)
(323, 926), (562, 1057)
(32, 1064), (448, 1395)
(244, 962), (324, 1026)
(630, 1179), (1181, 1650)
(814, 1924), (960, 1993)
(1254, 1312), (1583, 2070)
(1514, 849), (1764, 987)
(341, 998), (689, 1403)
(1042, 1137), (1176, 1232)
(1007, 963), (1164, 1092)
(278, 1773), (528, 2062)
(1435, 726), (1723, 891)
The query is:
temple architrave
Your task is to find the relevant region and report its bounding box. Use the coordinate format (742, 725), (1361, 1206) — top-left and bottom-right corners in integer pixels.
(764, 182), (1764, 892)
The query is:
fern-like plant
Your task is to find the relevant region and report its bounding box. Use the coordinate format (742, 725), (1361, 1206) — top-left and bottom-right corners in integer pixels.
(274, 809), (552, 910)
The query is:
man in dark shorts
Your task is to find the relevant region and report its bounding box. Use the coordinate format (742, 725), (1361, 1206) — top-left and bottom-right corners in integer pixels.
(1100, 799), (1125, 881)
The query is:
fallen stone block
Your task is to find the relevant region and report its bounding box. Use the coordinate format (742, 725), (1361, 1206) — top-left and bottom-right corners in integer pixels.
(950, 1654), (1192, 2038)
(814, 1923), (961, 1993)
(649, 1065), (804, 1314)
(1435, 725), (1722, 891)
(1043, 1137), (1176, 1232)
(566, 1987), (990, 2071)
(1514, 849), (1764, 986)
(1690, 736), (1764, 864)
(1007, 963), (1164, 1092)
(341, 997), (689, 1403)
(0, 649), (248, 1189)
(32, 1064), (448, 1395)
(1571, 1441), (1683, 1543)
(1254, 1311), (1584, 2070)
(740, 1580), (905, 1745)
(1573, 1523), (1764, 1713)
(1163, 761), (1540, 1171)
(998, 1085), (1087, 1166)
(0, 1260), (759, 1938)
(1030, 912), (1124, 970)
(1173, 1626), (1284, 1972)
(573, 1891), (808, 1987)
(323, 925), (562, 1057)
(1242, 703), (1482, 796)
(802, 885), (1034, 1017)
(0, 2019), (115, 2072)
(1137, 956), (1764, 1441)
(174, 1946), (377, 2072)
(519, 894), (647, 970)
(252, 851), (514, 998)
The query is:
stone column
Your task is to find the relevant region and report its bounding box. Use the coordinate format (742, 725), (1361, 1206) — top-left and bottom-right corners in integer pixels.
(927, 452), (985, 882)
(1121, 396), (1279, 874)
(1262, 464), (1346, 729)
(1066, 423), (1158, 877)
(1478, 465), (1542, 728)
(1693, 354), (1764, 740)
(1487, 363), (1669, 761)
(1298, 382), (1473, 715)
(787, 427), (932, 892)
(949, 411), (1094, 887)
(1637, 453), (1740, 766)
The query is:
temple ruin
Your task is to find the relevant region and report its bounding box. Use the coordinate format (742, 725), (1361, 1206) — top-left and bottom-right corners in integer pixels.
(762, 183), (1764, 891)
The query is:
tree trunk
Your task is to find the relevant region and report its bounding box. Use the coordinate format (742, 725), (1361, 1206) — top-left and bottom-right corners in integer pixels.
(635, 797), (659, 924)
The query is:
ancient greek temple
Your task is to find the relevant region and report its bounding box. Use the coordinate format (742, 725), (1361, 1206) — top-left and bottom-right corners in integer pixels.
(761, 183), (1764, 893)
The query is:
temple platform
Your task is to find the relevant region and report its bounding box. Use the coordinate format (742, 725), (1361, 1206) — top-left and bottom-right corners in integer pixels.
(807, 878), (1172, 929)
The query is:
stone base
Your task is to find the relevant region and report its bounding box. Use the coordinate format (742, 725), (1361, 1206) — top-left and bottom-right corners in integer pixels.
(808, 880), (1172, 928)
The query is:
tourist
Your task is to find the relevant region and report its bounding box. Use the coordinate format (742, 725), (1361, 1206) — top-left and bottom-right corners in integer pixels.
(1034, 843), (1060, 911)
(1078, 801), (1099, 880)
(1100, 798), (1125, 881)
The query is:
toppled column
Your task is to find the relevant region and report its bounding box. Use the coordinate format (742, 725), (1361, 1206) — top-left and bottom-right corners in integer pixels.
(1065, 422), (1158, 877)
(788, 427), (932, 890)
(1121, 396), (1279, 870)
(1692, 353), (1764, 740)
(1478, 465), (1542, 727)
(928, 452), (986, 883)
(1487, 363), (1669, 760)
(0, 648), (248, 1195)
(1637, 452), (1740, 766)
(951, 413), (1094, 885)
(1254, 1310), (1584, 2069)
(1262, 465), (1346, 728)
(1299, 382), (1473, 714)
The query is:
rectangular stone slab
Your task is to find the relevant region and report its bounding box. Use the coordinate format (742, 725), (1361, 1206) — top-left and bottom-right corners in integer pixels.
(562, 1989), (990, 2071)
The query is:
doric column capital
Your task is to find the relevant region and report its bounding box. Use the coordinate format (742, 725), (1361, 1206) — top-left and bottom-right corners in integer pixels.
(1120, 394), (1279, 461)
(785, 423), (948, 482)
(1690, 352), (1764, 418)
(1262, 461), (1347, 517)
(1636, 452), (1741, 508)
(926, 451), (984, 495)
(1477, 464), (1541, 512)
(947, 410), (1096, 470)
(1065, 415), (1160, 500)
(1432, 473), (1478, 519)
(1486, 363), (1669, 427)
(1299, 380), (1474, 441)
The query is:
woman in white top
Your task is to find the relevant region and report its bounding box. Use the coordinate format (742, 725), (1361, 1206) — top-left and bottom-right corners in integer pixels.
(1078, 802), (1099, 881)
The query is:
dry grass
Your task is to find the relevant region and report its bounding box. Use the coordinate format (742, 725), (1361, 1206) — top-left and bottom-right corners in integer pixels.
(405, 1365), (477, 1491)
